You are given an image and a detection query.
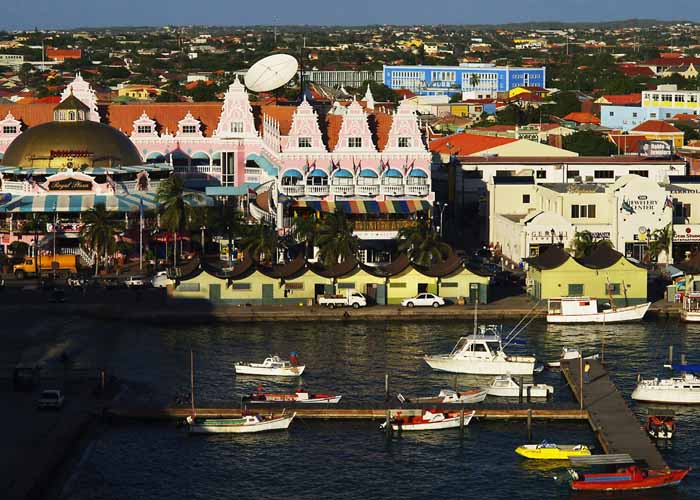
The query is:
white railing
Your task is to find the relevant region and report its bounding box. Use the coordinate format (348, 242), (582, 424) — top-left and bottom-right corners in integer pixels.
(2, 180), (30, 193)
(356, 185), (380, 197)
(380, 184), (405, 196)
(79, 247), (95, 266)
(279, 184), (305, 197)
(249, 200), (275, 224)
(331, 185), (354, 196)
(406, 184), (429, 197)
(305, 185), (330, 196)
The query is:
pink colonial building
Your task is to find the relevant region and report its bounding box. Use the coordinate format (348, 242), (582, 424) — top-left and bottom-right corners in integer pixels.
(0, 74), (433, 263)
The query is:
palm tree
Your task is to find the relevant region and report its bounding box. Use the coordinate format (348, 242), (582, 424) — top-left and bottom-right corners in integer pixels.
(571, 230), (594, 258)
(240, 222), (278, 264)
(21, 215), (48, 276)
(469, 73), (481, 92)
(397, 219), (450, 267)
(650, 224), (674, 264)
(292, 215), (318, 259)
(316, 210), (359, 267)
(157, 175), (192, 268)
(80, 204), (119, 276)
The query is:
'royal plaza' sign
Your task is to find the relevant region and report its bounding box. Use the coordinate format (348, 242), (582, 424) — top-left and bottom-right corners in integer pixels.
(48, 177), (93, 191)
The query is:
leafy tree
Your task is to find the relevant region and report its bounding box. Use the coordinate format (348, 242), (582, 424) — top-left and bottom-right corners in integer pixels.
(8, 241), (29, 259)
(674, 123), (700, 142)
(396, 219), (450, 267)
(649, 224), (674, 264)
(239, 222), (278, 264)
(291, 215), (318, 259)
(80, 204), (119, 276)
(570, 231), (613, 258)
(316, 210), (359, 267)
(188, 82), (219, 102)
(547, 91), (582, 118)
(563, 130), (617, 156)
(469, 73), (481, 92)
(449, 93), (462, 103)
(359, 81), (397, 104)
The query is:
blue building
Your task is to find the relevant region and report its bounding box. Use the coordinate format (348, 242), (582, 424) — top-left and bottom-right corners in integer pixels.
(383, 64), (546, 98)
(602, 105), (696, 131)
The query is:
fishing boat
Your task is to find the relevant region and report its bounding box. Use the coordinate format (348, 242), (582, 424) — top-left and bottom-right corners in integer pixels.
(379, 409), (476, 432)
(546, 348), (600, 369)
(398, 388), (487, 404)
(645, 412), (676, 439)
(566, 456), (689, 491)
(631, 372), (700, 404)
(681, 292), (700, 322)
(546, 297), (650, 324)
(424, 326), (536, 375)
(234, 353), (305, 377)
(486, 375), (553, 398)
(244, 387), (341, 404)
(515, 442), (590, 460)
(185, 413), (296, 434)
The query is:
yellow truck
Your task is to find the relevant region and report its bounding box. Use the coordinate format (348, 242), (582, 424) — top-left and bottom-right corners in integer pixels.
(13, 254), (79, 279)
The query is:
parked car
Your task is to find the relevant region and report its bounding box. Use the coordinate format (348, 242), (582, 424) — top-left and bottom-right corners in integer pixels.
(401, 293), (446, 308)
(37, 389), (64, 409)
(67, 275), (88, 288)
(151, 271), (172, 289)
(124, 276), (146, 288)
(102, 278), (121, 289)
(318, 291), (368, 309)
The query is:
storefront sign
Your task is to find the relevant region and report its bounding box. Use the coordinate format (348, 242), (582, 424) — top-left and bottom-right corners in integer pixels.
(621, 194), (659, 214)
(50, 149), (92, 159)
(528, 230), (570, 244)
(48, 178), (93, 191)
(674, 225), (700, 243)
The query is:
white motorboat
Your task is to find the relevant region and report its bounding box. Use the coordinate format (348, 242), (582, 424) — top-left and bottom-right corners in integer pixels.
(185, 413), (296, 434)
(379, 409), (475, 432)
(234, 355), (305, 377)
(631, 373), (700, 404)
(681, 292), (700, 322)
(424, 326), (536, 375)
(546, 348), (600, 369)
(547, 297), (650, 324)
(486, 375), (554, 398)
(400, 388), (488, 404)
(245, 389), (342, 404)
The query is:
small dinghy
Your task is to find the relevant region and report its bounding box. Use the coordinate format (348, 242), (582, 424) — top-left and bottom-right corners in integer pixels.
(234, 353), (305, 377)
(486, 375), (553, 398)
(245, 386), (341, 404)
(546, 348), (599, 369)
(398, 388), (487, 404)
(185, 412), (295, 434)
(645, 412), (676, 439)
(515, 441), (590, 460)
(379, 409), (475, 432)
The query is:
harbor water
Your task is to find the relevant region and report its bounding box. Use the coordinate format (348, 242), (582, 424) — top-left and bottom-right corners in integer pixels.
(57, 318), (700, 499)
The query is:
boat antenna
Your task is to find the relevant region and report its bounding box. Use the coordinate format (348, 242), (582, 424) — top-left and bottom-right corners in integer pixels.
(503, 312), (540, 350)
(473, 299), (478, 334)
(190, 349), (196, 417)
(505, 299), (541, 341)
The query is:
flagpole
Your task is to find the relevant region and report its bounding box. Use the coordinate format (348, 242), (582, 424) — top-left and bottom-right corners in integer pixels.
(139, 200), (144, 271)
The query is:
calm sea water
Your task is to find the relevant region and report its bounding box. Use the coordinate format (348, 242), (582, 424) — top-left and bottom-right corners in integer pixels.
(59, 318), (700, 499)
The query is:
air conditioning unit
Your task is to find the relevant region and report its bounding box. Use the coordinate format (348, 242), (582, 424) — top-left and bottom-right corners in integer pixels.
(585, 176), (594, 182)
(574, 176), (583, 183)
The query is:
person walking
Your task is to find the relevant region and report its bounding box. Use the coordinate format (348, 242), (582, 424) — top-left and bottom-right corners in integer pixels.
(584, 361), (591, 384)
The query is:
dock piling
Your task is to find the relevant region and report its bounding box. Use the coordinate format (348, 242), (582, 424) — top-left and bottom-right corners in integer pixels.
(384, 373), (390, 402)
(526, 385), (531, 403)
(669, 345), (674, 365)
(527, 408), (532, 442)
(518, 377), (524, 403)
(385, 408), (391, 438)
(459, 405), (465, 439)
(681, 352), (687, 366)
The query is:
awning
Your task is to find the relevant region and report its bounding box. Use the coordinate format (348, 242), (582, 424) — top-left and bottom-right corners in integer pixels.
(0, 190), (214, 213)
(293, 199), (431, 214)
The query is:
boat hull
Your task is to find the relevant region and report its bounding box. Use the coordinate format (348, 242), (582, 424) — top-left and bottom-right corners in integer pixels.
(424, 355), (534, 375)
(515, 445), (590, 460)
(631, 386), (700, 404)
(681, 311), (700, 322)
(547, 302), (650, 324)
(234, 365), (305, 377)
(383, 411), (474, 432)
(412, 390), (487, 404)
(186, 414), (295, 434)
(571, 469), (689, 491)
(487, 385), (552, 398)
(248, 395), (342, 404)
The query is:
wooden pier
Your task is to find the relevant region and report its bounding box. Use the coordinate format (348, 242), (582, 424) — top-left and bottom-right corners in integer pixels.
(561, 358), (667, 470)
(103, 405), (587, 421)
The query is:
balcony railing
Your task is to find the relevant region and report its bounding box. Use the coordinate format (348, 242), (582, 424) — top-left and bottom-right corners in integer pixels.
(356, 184), (380, 197)
(380, 184), (405, 196)
(280, 184), (305, 197)
(330, 184), (354, 196)
(353, 219), (417, 232)
(406, 184), (429, 197)
(305, 184), (330, 197)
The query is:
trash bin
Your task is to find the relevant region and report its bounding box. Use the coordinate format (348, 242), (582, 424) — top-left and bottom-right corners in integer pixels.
(666, 285), (677, 303)
(457, 296), (466, 306)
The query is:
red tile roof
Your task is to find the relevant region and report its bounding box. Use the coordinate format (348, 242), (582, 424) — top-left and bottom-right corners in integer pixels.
(45, 47), (82, 61)
(0, 103), (55, 128)
(106, 102), (222, 136)
(609, 134), (647, 154)
(599, 93), (642, 105)
(563, 112), (600, 125)
(631, 120), (682, 133)
(616, 65), (655, 77)
(429, 133), (517, 155)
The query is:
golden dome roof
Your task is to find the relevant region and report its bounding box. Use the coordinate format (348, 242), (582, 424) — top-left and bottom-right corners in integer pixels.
(1, 120), (143, 169)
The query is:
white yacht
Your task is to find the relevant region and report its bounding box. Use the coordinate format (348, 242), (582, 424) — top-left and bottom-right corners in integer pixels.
(424, 326), (536, 375)
(547, 297), (650, 324)
(631, 373), (700, 404)
(486, 375), (554, 398)
(546, 348), (600, 369)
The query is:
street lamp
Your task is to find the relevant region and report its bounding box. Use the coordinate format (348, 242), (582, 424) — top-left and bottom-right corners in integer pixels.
(436, 202), (448, 237)
(200, 226), (206, 256)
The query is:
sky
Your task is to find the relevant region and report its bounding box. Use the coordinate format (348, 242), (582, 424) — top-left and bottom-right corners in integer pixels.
(1, 0), (700, 29)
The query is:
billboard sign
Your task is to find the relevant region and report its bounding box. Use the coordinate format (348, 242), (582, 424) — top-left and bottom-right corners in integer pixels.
(638, 139), (673, 157)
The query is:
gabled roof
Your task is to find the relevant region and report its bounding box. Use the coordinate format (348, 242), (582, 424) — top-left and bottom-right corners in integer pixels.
(609, 134), (647, 154)
(429, 133), (517, 155)
(105, 102), (222, 136)
(597, 93), (642, 105)
(578, 244), (624, 269)
(631, 120), (681, 134)
(562, 112), (601, 125)
(525, 246), (571, 270)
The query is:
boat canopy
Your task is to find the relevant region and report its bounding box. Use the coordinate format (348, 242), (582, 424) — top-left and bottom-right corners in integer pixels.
(670, 364), (700, 373)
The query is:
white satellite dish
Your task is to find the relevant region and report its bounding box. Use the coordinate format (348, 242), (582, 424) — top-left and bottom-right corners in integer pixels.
(244, 53), (299, 93)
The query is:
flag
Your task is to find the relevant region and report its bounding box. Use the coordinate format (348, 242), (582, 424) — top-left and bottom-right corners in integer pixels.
(665, 196), (674, 209)
(355, 159), (361, 175)
(620, 199), (635, 215)
(106, 174), (117, 191)
(303, 157), (310, 174)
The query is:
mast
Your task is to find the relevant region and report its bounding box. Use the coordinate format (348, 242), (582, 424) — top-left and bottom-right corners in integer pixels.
(190, 350), (195, 416)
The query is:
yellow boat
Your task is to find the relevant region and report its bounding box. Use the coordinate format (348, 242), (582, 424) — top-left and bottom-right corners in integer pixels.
(515, 442), (591, 460)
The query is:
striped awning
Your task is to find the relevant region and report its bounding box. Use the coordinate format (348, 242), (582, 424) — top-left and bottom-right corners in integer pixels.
(293, 199), (431, 214)
(0, 190), (214, 213)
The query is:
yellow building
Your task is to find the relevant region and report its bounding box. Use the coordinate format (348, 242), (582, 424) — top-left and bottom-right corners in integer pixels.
(526, 245), (647, 304)
(117, 84), (163, 100)
(629, 120), (685, 149)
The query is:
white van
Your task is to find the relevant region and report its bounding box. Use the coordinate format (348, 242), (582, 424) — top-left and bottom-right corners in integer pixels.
(151, 271), (172, 289)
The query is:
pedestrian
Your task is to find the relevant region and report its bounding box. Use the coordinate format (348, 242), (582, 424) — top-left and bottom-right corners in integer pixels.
(584, 361), (591, 384)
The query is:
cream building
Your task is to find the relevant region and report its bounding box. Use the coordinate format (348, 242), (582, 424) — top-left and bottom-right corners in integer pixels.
(490, 174), (677, 264)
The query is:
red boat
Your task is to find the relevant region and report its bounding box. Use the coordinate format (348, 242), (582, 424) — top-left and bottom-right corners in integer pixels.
(244, 386), (342, 404)
(646, 413), (676, 439)
(571, 465), (690, 491)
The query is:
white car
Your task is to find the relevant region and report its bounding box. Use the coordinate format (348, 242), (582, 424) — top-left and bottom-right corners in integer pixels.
(401, 293), (446, 308)
(124, 276), (146, 288)
(151, 271), (172, 288)
(37, 389), (65, 409)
